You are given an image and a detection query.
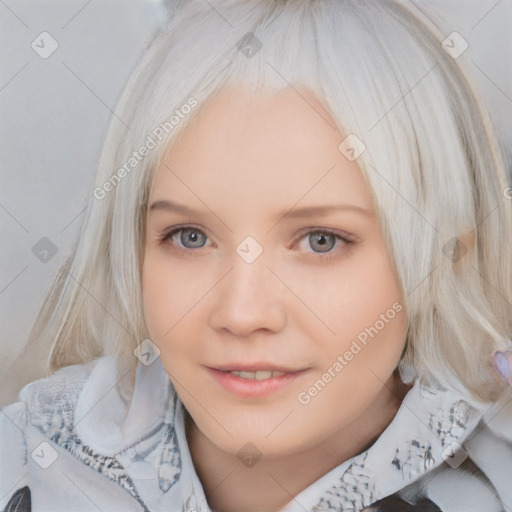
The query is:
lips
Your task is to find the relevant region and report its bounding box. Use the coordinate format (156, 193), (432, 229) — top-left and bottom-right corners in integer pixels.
(206, 364), (309, 398)
(212, 362), (305, 373)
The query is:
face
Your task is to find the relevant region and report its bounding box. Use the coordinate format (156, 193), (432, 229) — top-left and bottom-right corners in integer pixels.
(142, 87), (407, 457)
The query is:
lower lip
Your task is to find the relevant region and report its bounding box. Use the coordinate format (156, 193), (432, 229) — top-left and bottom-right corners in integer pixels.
(207, 368), (307, 398)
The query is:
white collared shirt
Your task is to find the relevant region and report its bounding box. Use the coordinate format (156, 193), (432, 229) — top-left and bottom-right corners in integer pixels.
(1, 355), (511, 511)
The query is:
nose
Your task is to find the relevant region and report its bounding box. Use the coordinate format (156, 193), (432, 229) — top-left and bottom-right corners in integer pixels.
(207, 255), (287, 337)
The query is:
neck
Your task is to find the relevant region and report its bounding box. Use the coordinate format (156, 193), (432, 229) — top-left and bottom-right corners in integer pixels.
(186, 370), (413, 512)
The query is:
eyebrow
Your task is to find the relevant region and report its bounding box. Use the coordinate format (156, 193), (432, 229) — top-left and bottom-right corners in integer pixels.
(149, 200), (374, 219)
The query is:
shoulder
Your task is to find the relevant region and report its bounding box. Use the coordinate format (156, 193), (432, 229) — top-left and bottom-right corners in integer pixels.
(2, 357), (101, 437)
(1, 356), (174, 512)
(23, 359), (96, 412)
(1, 357), (97, 426)
(0, 357), (108, 508)
(399, 388), (512, 511)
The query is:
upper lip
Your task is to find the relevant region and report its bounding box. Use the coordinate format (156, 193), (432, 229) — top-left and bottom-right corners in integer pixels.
(209, 363), (308, 373)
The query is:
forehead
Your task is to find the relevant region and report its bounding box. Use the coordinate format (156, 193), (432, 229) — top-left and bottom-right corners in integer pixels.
(149, 87), (374, 218)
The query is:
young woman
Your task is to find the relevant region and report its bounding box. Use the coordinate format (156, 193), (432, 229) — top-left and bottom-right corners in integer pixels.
(2, 1), (511, 511)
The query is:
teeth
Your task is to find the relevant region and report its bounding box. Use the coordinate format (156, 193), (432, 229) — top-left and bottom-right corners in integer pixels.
(230, 370), (286, 380)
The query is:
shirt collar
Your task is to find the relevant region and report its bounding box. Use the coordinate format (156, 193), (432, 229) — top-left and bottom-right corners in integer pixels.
(282, 380), (484, 511)
(75, 356), (171, 454)
(74, 356), (485, 512)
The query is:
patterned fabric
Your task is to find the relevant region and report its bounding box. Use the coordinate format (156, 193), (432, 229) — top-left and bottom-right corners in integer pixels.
(361, 494), (442, 511)
(4, 357), (511, 512)
(20, 363), (180, 512)
(2, 486), (31, 512)
(26, 379), (150, 511)
(157, 422), (182, 492)
(312, 451), (377, 511)
(20, 364), (168, 512)
(308, 382), (480, 512)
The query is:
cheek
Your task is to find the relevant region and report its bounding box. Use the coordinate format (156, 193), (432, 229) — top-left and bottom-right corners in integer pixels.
(296, 248), (407, 398)
(142, 255), (166, 337)
(293, 244), (404, 345)
(141, 253), (186, 345)
(142, 252), (214, 369)
(142, 253), (196, 335)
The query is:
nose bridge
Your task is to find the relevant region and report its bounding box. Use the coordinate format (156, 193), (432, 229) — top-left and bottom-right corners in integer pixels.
(208, 248), (286, 335)
(225, 252), (273, 311)
(231, 254), (268, 299)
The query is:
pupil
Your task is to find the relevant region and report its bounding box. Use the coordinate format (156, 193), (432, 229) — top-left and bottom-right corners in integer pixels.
(311, 232), (334, 253)
(181, 228), (205, 248)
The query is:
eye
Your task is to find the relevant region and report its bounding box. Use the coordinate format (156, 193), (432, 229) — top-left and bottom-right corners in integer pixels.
(160, 226), (209, 250)
(296, 228), (356, 258)
(178, 228), (207, 249)
(157, 225), (357, 260)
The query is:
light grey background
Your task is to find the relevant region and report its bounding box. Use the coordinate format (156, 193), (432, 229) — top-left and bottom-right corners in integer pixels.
(1, 0), (511, 407)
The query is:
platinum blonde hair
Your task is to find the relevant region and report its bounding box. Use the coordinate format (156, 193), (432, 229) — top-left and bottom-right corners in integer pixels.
(25, 0), (512, 406)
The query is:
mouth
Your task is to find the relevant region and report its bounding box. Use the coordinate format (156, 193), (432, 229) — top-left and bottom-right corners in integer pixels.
(227, 370), (286, 380)
(206, 364), (309, 398)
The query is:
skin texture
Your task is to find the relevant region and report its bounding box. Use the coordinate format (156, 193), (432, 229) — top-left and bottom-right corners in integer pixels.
(142, 87), (412, 512)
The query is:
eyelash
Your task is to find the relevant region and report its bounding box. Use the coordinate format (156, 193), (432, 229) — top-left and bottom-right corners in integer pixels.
(293, 227), (357, 261)
(157, 224), (357, 261)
